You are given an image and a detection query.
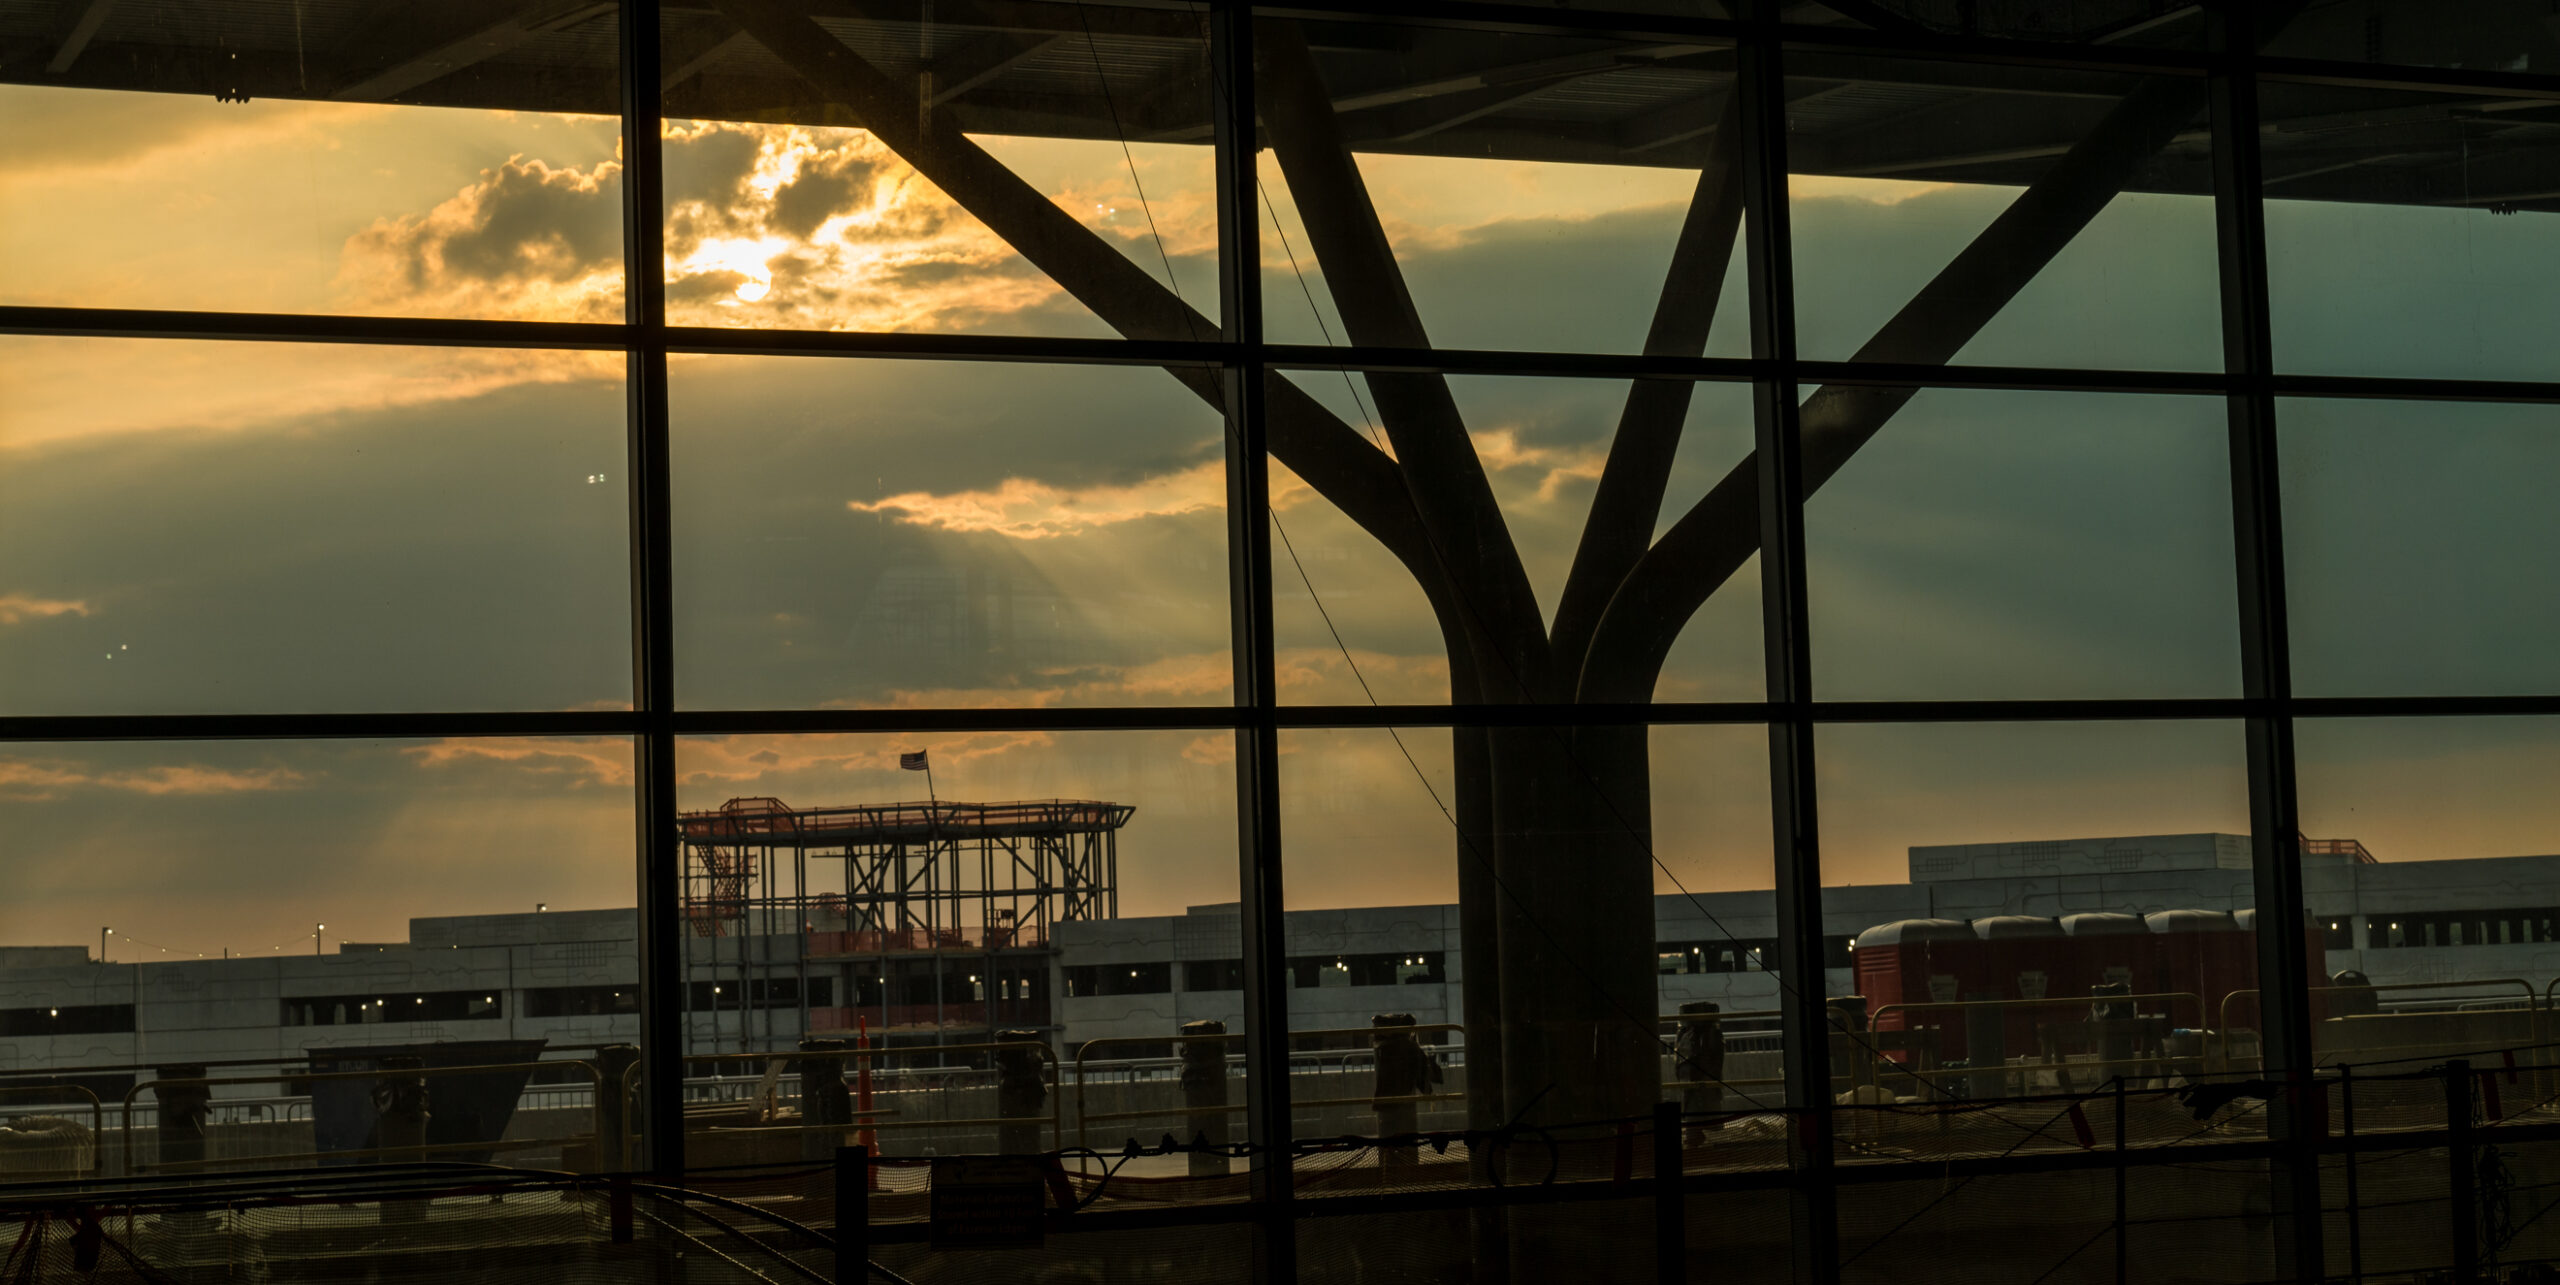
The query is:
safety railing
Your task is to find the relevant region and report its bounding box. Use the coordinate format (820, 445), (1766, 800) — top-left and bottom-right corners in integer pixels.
(676, 1039), (1063, 1155)
(0, 1083), (106, 1178)
(2220, 979), (2550, 1085)
(120, 1059), (602, 1176)
(1070, 1024), (1466, 1153)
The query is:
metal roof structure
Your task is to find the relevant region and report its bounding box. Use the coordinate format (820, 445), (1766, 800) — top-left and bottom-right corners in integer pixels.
(7, 0), (2559, 209)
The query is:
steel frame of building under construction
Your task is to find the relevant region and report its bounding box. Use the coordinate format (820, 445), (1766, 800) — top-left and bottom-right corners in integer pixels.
(14, 1), (2560, 1282)
(674, 796), (1126, 1052)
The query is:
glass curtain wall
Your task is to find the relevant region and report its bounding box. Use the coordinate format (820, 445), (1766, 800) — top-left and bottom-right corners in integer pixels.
(7, 2), (2560, 1283)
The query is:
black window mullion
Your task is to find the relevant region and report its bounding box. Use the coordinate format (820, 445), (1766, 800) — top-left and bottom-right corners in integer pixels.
(619, 0), (684, 1182)
(1214, 1), (1295, 1273)
(1736, 10), (1838, 1283)
(2209, 8), (2321, 1280)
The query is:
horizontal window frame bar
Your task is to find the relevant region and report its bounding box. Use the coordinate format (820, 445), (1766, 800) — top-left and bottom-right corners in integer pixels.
(665, 326), (1234, 368)
(1260, 1), (2560, 96)
(0, 307), (627, 352)
(23, 310), (2560, 406)
(10, 695), (2560, 744)
(2254, 56), (2560, 101)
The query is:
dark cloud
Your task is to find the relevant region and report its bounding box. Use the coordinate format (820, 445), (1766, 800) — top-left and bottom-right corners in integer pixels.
(770, 154), (877, 240)
(0, 374), (633, 716)
(353, 156), (621, 292)
(432, 157), (622, 282)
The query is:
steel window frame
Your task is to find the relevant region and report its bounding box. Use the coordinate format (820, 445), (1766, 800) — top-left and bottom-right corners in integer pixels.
(6, 3), (2560, 1280)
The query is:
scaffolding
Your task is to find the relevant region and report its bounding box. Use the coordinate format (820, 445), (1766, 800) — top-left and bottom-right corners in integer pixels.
(674, 797), (1131, 1055)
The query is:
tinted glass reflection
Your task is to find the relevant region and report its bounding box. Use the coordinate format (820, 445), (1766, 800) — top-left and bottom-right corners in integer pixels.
(1805, 389), (2240, 701)
(0, 3), (621, 319)
(669, 355), (1229, 710)
(0, 337), (631, 715)
(1270, 374), (1761, 705)
(657, 0), (1215, 336)
(2264, 81), (2560, 381)
(2282, 399), (2560, 697)
(0, 737), (638, 1178)
(1817, 720), (2254, 1151)
(2296, 717), (2560, 1075)
(1786, 53), (2220, 371)
(1254, 20), (1746, 356)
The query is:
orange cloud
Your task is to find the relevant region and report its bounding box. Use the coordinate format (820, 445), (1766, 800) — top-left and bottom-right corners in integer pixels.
(341, 155), (626, 323)
(846, 651), (1238, 709)
(0, 758), (307, 801)
(403, 739), (632, 788)
(1472, 428), (1606, 503)
(849, 460), (1228, 539)
(680, 731), (1059, 790)
(661, 122), (1058, 331)
(0, 594), (89, 626)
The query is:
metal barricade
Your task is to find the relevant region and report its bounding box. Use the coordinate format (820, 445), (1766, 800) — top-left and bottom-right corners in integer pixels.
(120, 1059), (603, 1175)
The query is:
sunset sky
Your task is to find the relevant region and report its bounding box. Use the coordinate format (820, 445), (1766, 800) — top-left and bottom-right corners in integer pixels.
(3, 80), (2557, 958)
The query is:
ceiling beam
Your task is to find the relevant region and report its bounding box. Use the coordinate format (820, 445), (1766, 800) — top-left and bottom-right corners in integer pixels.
(43, 0), (118, 74)
(327, 0), (615, 102)
(928, 29), (1065, 105)
(662, 23), (754, 91)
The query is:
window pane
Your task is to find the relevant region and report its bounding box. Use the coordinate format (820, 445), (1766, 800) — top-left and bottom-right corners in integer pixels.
(1, 3), (621, 319)
(1809, 5), (2210, 47)
(2281, 398), (2560, 697)
(0, 337), (631, 715)
(1252, 21), (1745, 356)
(1817, 720), (2254, 1148)
(1280, 723), (1781, 1187)
(670, 355), (1229, 709)
(2267, 3), (2559, 70)
(1805, 389), (2240, 700)
(1787, 53), (2220, 370)
(674, 730), (1242, 1188)
(657, 0), (1215, 336)
(2263, 80), (2560, 382)
(0, 737), (640, 1179)
(1270, 373), (1761, 705)
(2297, 717), (2560, 1079)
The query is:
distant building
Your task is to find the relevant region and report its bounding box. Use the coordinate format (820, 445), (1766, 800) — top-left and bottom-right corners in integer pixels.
(6, 834), (2558, 1101)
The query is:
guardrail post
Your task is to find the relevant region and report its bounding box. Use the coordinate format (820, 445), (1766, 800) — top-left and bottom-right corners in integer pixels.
(597, 1045), (639, 1171)
(1654, 1100), (1684, 1285)
(152, 1065), (210, 1179)
(798, 1039), (854, 1161)
(2341, 1066), (2362, 1284)
(836, 1144), (870, 1285)
(1371, 1014), (1431, 1175)
(1674, 1002), (1724, 1142)
(2113, 1076), (2128, 1285)
(609, 1175), (632, 1244)
(995, 1031), (1048, 1155)
(375, 1055), (429, 1224)
(1180, 1021), (1231, 1178)
(2449, 1059), (2478, 1284)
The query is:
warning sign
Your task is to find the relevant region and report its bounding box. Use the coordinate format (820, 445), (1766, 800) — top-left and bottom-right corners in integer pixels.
(928, 1156), (1047, 1249)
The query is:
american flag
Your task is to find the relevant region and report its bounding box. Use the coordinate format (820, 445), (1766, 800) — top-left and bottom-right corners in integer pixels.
(899, 750), (929, 771)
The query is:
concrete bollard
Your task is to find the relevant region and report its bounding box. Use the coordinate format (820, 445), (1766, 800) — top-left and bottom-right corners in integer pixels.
(993, 1030), (1049, 1155)
(1371, 1013), (1437, 1172)
(154, 1065), (210, 1176)
(1673, 1002), (1725, 1142)
(2090, 982), (2135, 1077)
(1827, 997), (1872, 1090)
(372, 1056), (430, 1224)
(1178, 1020), (1231, 1178)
